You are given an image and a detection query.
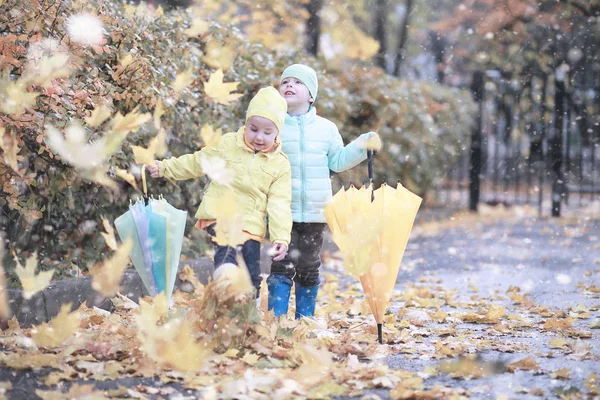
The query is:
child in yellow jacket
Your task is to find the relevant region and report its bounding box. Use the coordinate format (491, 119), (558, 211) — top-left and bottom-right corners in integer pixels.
(147, 87), (292, 300)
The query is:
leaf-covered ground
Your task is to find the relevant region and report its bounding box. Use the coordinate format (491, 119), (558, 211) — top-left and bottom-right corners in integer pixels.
(1, 204), (599, 399)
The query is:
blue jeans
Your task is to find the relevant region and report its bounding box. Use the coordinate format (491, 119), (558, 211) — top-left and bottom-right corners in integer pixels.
(206, 224), (262, 297)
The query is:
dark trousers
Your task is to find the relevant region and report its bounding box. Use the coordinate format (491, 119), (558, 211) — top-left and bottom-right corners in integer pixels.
(270, 222), (326, 287)
(207, 224), (262, 297)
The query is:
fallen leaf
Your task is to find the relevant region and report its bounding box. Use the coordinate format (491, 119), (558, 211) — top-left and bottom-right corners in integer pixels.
(549, 368), (571, 380)
(85, 105), (112, 127)
(90, 239), (133, 297)
(115, 167), (138, 190)
(585, 373), (600, 395)
(131, 129), (167, 165)
(202, 41), (236, 71)
(203, 69), (243, 105)
(109, 107), (151, 135)
(200, 154), (234, 187)
(200, 123), (221, 148)
(31, 304), (80, 348)
(100, 217), (118, 250)
(548, 337), (568, 349)
(172, 68), (194, 92)
(506, 356), (539, 373)
(14, 252), (55, 299)
(0, 128), (21, 172)
(184, 18), (209, 37)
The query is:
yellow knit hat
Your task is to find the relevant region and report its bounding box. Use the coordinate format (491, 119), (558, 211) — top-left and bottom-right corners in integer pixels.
(245, 87), (288, 133)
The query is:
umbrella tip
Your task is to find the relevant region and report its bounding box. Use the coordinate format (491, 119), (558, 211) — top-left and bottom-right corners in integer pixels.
(377, 323), (383, 344)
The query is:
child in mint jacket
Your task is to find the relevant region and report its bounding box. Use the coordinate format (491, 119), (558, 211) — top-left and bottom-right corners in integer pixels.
(148, 87), (292, 301)
(268, 64), (381, 318)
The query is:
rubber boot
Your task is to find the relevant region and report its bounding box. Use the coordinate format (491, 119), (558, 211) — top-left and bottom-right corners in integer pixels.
(267, 275), (292, 317)
(295, 284), (318, 319)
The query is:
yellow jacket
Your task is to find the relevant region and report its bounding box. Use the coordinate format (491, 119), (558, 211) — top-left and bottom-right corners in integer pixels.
(158, 128), (292, 246)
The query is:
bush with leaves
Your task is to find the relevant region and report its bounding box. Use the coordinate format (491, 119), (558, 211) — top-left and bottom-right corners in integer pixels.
(0, 0), (475, 283)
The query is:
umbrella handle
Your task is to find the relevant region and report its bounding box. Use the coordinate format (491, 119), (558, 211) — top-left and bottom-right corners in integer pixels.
(367, 150), (376, 202)
(141, 164), (149, 206)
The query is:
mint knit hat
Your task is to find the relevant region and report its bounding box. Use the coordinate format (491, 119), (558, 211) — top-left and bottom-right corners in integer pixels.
(280, 64), (318, 102)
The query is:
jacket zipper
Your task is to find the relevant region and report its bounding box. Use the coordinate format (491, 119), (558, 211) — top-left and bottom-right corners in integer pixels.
(299, 115), (306, 221)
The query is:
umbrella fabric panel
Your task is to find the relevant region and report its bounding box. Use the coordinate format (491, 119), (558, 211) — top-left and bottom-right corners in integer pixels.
(114, 210), (156, 296)
(147, 210), (168, 294)
(156, 199), (187, 303)
(130, 201), (154, 292)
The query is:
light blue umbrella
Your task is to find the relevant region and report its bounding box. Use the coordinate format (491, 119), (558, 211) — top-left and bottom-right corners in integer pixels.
(115, 205), (156, 296)
(115, 165), (187, 305)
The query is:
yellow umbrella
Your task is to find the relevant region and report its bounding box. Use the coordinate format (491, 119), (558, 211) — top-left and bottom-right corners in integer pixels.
(324, 152), (422, 343)
(359, 183), (421, 342)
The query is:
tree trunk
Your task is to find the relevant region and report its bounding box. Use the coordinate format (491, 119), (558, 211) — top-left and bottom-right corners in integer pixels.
(373, 0), (388, 70)
(393, 0), (414, 77)
(305, 0), (323, 56)
(429, 30), (446, 83)
(551, 72), (566, 217)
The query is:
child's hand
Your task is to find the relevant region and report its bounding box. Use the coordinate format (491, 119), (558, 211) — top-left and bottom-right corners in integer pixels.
(147, 161), (160, 178)
(360, 132), (382, 151)
(270, 243), (288, 261)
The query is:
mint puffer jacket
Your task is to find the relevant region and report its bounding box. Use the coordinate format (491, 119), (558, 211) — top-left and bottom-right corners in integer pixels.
(280, 107), (374, 223)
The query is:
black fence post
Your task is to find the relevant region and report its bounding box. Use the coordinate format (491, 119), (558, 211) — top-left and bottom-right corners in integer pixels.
(551, 71), (567, 217)
(469, 70), (484, 211)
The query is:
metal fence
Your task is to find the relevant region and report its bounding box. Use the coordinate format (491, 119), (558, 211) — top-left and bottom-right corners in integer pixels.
(434, 70), (600, 216)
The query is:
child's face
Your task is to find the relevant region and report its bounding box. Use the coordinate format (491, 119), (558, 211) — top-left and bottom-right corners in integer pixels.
(245, 116), (279, 151)
(279, 77), (312, 110)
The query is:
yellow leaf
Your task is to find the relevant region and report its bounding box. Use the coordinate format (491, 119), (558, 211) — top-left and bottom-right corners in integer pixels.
(135, 295), (208, 371)
(550, 368), (571, 380)
(0, 127), (21, 172)
(154, 98), (164, 129)
(321, 7), (379, 62)
(549, 337), (568, 349)
(120, 53), (134, 68)
(0, 81), (39, 115)
(543, 316), (575, 331)
(203, 69), (243, 105)
(84, 105), (112, 127)
(78, 165), (119, 191)
(178, 264), (203, 294)
(0, 240), (9, 319)
(14, 252), (54, 299)
(506, 356), (539, 373)
(90, 239), (133, 297)
(439, 357), (492, 379)
(172, 68), (194, 93)
(184, 18), (209, 37)
(109, 107), (151, 135)
(115, 167), (138, 190)
(242, 352), (260, 366)
(292, 344), (333, 386)
(46, 123), (110, 169)
(100, 217), (118, 251)
(23, 54), (70, 88)
(131, 128), (167, 165)
(223, 348), (239, 358)
(158, 320), (210, 371)
(212, 194), (247, 247)
(585, 373), (600, 395)
(213, 263), (254, 300)
(156, 5), (164, 16)
(31, 304), (79, 348)
(200, 123), (221, 148)
(200, 155), (234, 187)
(202, 41), (236, 71)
